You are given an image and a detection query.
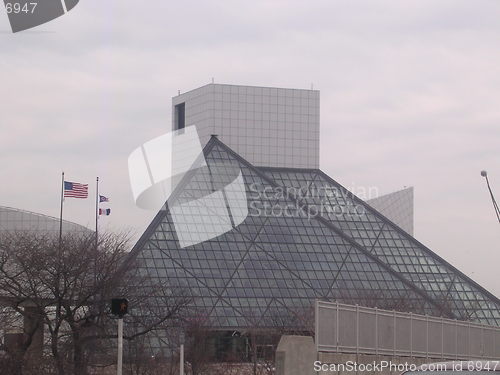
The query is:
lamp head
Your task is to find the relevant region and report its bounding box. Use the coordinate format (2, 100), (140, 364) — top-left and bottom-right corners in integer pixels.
(481, 170), (488, 177)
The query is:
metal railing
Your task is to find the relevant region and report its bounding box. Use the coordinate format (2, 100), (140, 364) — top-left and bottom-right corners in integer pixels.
(315, 300), (500, 359)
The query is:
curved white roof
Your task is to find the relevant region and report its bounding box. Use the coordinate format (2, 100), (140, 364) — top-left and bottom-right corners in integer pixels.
(0, 206), (91, 234)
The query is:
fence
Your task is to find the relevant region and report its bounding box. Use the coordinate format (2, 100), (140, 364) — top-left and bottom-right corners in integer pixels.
(315, 300), (500, 359)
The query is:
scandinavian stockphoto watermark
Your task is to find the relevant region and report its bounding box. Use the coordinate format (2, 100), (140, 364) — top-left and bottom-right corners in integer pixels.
(248, 182), (378, 220)
(3, 0), (79, 33)
(127, 126), (248, 248)
(127, 125), (378, 247)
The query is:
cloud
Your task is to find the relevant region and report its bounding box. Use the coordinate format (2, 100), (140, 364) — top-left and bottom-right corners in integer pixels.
(0, 0), (499, 295)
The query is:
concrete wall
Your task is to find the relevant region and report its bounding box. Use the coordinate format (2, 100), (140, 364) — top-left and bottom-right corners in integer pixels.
(276, 335), (456, 375)
(276, 335), (316, 375)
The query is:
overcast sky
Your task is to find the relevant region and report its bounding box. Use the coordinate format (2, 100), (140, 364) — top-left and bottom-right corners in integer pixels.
(1, 0), (499, 296)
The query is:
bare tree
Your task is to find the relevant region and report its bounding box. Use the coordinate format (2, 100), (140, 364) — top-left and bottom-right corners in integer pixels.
(0, 231), (191, 375)
(183, 314), (213, 375)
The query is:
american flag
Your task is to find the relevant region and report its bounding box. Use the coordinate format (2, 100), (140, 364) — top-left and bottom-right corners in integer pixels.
(64, 181), (88, 198)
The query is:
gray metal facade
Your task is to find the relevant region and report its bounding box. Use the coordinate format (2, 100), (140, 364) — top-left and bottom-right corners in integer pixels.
(172, 83), (320, 169)
(316, 300), (500, 359)
(367, 187), (414, 235)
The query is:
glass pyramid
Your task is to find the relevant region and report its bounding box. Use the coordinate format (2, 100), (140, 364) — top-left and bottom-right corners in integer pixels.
(130, 137), (500, 333)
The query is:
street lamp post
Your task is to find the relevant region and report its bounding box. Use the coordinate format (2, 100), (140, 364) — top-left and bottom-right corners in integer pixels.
(481, 170), (500, 223)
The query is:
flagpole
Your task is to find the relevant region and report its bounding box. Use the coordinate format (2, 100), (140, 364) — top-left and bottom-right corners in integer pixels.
(59, 171), (65, 246)
(95, 177), (99, 249)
